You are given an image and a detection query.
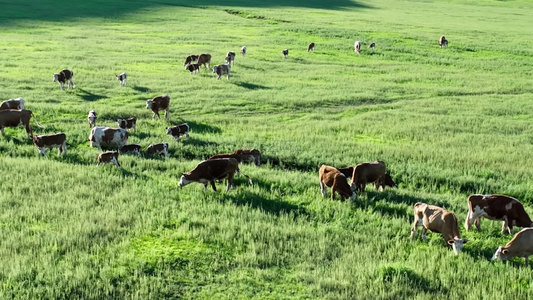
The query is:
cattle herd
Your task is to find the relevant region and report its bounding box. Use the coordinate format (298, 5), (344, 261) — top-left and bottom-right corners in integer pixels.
(2, 36), (531, 264)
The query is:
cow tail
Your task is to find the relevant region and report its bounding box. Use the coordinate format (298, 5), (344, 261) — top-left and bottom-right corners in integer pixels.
(32, 112), (44, 128)
(236, 166), (253, 185)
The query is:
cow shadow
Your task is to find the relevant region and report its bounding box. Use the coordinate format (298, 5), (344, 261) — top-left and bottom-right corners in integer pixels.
(132, 85), (151, 93)
(264, 155), (317, 172)
(185, 121), (222, 134)
(221, 190), (310, 218)
(233, 82), (271, 90)
(181, 137), (218, 148)
(77, 89), (108, 102)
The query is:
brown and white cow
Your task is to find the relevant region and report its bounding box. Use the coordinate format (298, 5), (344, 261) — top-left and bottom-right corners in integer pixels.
(492, 228), (533, 265)
(179, 158), (252, 192)
(336, 166), (354, 180)
(87, 110), (97, 128)
(464, 194), (533, 234)
(183, 55), (199, 66)
(209, 149), (261, 166)
(411, 202), (467, 255)
(212, 64), (230, 80)
(350, 161), (386, 193)
(197, 54), (211, 70)
(88, 127), (129, 150)
(53, 69), (74, 90)
(439, 35), (448, 48)
(307, 42), (315, 52)
(32, 132), (66, 156)
(354, 41), (361, 54)
(146, 94), (170, 120)
(116, 72), (127, 86)
(225, 51), (236, 66)
(166, 123), (189, 140)
(119, 144), (141, 156)
(0, 97), (25, 110)
(97, 151), (120, 168)
(186, 63), (200, 74)
(282, 49), (289, 58)
(0, 109), (43, 138)
(117, 117), (137, 133)
(241, 46), (247, 56)
(146, 142), (169, 157)
(374, 173), (397, 191)
(319, 165), (354, 201)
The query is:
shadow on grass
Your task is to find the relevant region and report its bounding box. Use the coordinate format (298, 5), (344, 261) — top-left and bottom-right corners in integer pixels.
(381, 265), (448, 296)
(77, 89), (108, 102)
(181, 137), (219, 148)
(221, 190), (309, 218)
(132, 86), (151, 93)
(264, 155), (317, 172)
(233, 82), (271, 90)
(185, 121), (222, 134)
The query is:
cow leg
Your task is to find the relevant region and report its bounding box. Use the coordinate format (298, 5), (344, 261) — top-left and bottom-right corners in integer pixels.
(227, 73), (230, 80)
(164, 149), (169, 158)
(525, 256), (529, 265)
(501, 218), (510, 234)
(320, 181), (326, 198)
(410, 217), (420, 240)
(203, 183), (208, 191)
(185, 132), (189, 138)
(474, 217), (481, 231)
(420, 227), (427, 240)
(226, 177), (233, 193)
(112, 157), (121, 168)
(39, 148), (46, 156)
(133, 124), (136, 133)
(464, 210), (474, 231)
(165, 109), (169, 121)
(1, 127), (4, 136)
(210, 181), (217, 192)
(60, 82), (64, 90)
(330, 186), (336, 201)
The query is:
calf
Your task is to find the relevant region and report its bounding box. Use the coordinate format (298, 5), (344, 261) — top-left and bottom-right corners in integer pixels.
(0, 97), (25, 110)
(374, 173), (397, 191)
(492, 228), (533, 265)
(179, 158), (252, 192)
(439, 35), (448, 48)
(197, 53), (211, 70)
(117, 117), (137, 133)
(146, 94), (170, 120)
(119, 144), (141, 156)
(307, 42), (315, 52)
(234, 149), (261, 166)
(410, 202), (467, 255)
(369, 42), (376, 49)
(116, 72), (127, 86)
(354, 41), (361, 54)
(241, 46), (246, 56)
(0, 109), (43, 138)
(87, 110), (97, 128)
(186, 63), (200, 74)
(282, 49), (289, 58)
(350, 161), (386, 193)
(97, 151), (120, 168)
(183, 55), (199, 66)
(319, 165), (354, 201)
(88, 127), (129, 150)
(53, 69), (74, 90)
(336, 166), (354, 180)
(146, 142), (169, 157)
(32, 132), (66, 156)
(212, 64), (231, 80)
(225, 51), (236, 66)
(464, 194), (533, 234)
(166, 123), (189, 140)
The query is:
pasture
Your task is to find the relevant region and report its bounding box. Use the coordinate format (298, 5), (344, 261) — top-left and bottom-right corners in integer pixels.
(1, 0), (533, 298)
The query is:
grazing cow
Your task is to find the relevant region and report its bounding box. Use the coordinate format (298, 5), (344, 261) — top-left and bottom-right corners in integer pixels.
(336, 166), (354, 179)
(209, 149), (261, 166)
(97, 151), (120, 168)
(0, 109), (43, 138)
(178, 158), (252, 192)
(117, 117), (137, 133)
(212, 64), (231, 80)
(53, 69), (74, 90)
(225, 51), (236, 66)
(492, 228), (533, 265)
(410, 202), (467, 255)
(197, 53), (212, 70)
(32, 132), (66, 156)
(464, 194), (533, 234)
(307, 42), (315, 52)
(116, 72), (127, 86)
(88, 127), (129, 150)
(183, 55), (199, 66)
(439, 35), (448, 48)
(146, 94), (170, 120)
(375, 173), (397, 191)
(354, 41), (361, 54)
(186, 63), (200, 74)
(166, 123), (189, 140)
(319, 165), (355, 201)
(0, 97), (25, 110)
(146, 142), (169, 157)
(350, 161), (386, 193)
(119, 144), (141, 156)
(87, 110), (97, 128)
(369, 42), (376, 49)
(241, 46), (246, 56)
(282, 49), (289, 58)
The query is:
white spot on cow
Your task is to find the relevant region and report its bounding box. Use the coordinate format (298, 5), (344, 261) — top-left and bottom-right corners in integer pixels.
(505, 202), (513, 210)
(492, 246), (504, 261)
(178, 175), (191, 187)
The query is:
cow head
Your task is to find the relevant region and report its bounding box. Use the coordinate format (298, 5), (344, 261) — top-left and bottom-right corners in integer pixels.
(212, 66), (218, 74)
(146, 100), (153, 109)
(53, 73), (59, 82)
(117, 119), (125, 129)
(382, 174), (397, 188)
(492, 246), (509, 261)
(166, 127), (172, 135)
(447, 238), (467, 255)
(178, 173), (192, 187)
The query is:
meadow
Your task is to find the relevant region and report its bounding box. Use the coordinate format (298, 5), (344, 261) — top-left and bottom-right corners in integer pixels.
(1, 0), (533, 298)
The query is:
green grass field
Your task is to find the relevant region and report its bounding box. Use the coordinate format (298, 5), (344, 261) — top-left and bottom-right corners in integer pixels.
(1, 0), (533, 298)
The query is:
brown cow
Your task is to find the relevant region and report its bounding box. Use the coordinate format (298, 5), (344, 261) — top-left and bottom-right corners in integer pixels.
(197, 54), (211, 70)
(183, 55), (199, 66)
(0, 109), (43, 138)
(0, 97), (25, 110)
(350, 161), (386, 192)
(464, 194), (533, 234)
(374, 173), (397, 191)
(492, 228), (533, 265)
(88, 127), (129, 150)
(97, 151), (120, 168)
(117, 117), (137, 133)
(166, 123), (189, 140)
(439, 35), (448, 48)
(319, 165), (354, 201)
(146, 142), (169, 157)
(119, 144), (141, 156)
(146, 94), (170, 120)
(336, 166), (354, 179)
(209, 149), (261, 166)
(32, 132), (66, 156)
(411, 202), (467, 255)
(178, 158), (252, 192)
(307, 42), (315, 52)
(53, 69), (74, 90)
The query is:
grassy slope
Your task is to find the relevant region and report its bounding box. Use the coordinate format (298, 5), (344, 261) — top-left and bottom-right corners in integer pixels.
(1, 0), (533, 298)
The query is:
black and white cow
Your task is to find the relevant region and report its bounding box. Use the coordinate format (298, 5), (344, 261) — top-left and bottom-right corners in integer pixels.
(116, 72), (127, 86)
(282, 49), (289, 58)
(119, 144), (142, 156)
(146, 142), (169, 157)
(53, 69), (74, 90)
(241, 46), (247, 56)
(117, 117), (137, 133)
(186, 63), (200, 74)
(212, 64), (230, 80)
(0, 97), (25, 110)
(87, 110), (97, 128)
(225, 51), (236, 66)
(166, 123), (189, 140)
